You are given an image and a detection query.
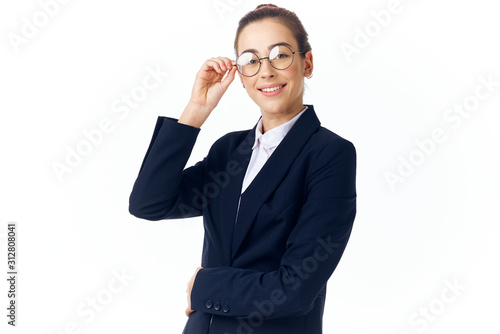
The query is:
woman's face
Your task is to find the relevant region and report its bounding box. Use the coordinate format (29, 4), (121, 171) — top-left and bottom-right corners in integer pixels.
(237, 19), (313, 117)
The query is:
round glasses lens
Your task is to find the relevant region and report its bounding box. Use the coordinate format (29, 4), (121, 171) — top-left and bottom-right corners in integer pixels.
(237, 52), (260, 76)
(269, 45), (293, 70)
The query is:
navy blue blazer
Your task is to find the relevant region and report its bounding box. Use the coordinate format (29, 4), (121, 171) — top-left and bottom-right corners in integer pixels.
(129, 104), (357, 334)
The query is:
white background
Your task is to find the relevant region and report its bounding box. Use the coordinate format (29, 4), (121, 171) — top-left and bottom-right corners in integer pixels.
(1, 0), (499, 333)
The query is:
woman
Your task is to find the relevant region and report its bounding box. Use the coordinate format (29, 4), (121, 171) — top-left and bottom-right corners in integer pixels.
(129, 4), (357, 333)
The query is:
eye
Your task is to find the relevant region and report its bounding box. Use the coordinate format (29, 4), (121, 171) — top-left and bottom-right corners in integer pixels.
(276, 53), (289, 59)
(237, 52), (258, 66)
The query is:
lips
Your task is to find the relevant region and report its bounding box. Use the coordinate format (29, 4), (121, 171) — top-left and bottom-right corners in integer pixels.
(258, 84), (287, 92)
(258, 84), (286, 97)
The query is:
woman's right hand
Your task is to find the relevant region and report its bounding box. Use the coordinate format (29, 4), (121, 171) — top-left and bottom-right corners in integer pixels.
(178, 57), (238, 128)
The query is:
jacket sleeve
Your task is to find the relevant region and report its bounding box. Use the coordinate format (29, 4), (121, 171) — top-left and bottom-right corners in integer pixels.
(128, 116), (206, 220)
(189, 139), (357, 318)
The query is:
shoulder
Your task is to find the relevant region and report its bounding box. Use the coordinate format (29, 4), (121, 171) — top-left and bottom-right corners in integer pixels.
(308, 126), (356, 160)
(301, 105), (356, 157)
(304, 126), (357, 191)
(305, 127), (357, 197)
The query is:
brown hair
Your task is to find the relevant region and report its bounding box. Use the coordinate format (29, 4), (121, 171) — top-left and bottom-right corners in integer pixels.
(233, 4), (312, 57)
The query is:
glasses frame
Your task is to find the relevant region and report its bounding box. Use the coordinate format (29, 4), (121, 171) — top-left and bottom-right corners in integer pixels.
(235, 45), (306, 77)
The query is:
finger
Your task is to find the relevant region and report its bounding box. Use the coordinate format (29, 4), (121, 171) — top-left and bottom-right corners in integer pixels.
(220, 58), (236, 72)
(211, 57), (235, 74)
(209, 61), (226, 75)
(204, 60), (224, 75)
(186, 307), (194, 317)
(214, 57), (231, 71)
(211, 57), (230, 73)
(221, 66), (237, 93)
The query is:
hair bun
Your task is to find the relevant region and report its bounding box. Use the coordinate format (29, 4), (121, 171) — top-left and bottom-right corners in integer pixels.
(255, 4), (278, 10)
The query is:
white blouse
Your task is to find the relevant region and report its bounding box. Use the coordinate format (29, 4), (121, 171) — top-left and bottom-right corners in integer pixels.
(235, 105), (308, 223)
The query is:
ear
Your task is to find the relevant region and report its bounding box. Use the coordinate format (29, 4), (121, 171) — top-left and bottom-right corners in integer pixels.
(303, 51), (313, 77)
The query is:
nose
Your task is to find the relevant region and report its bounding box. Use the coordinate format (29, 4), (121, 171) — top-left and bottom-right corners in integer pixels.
(259, 58), (276, 78)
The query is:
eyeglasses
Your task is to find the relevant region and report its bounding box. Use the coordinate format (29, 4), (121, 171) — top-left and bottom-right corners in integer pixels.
(235, 45), (305, 77)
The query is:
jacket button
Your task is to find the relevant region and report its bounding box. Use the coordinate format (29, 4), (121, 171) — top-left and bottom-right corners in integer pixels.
(223, 304), (230, 313)
(214, 301), (221, 311)
(205, 300), (213, 309)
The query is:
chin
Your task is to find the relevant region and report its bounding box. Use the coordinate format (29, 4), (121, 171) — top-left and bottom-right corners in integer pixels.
(258, 102), (285, 114)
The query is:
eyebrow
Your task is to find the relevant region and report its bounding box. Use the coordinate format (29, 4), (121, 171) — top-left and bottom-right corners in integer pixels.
(240, 42), (293, 56)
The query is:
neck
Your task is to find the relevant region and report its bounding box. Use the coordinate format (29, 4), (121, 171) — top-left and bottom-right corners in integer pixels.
(260, 103), (305, 134)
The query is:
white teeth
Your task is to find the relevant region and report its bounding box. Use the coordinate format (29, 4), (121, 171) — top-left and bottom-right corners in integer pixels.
(261, 85), (283, 92)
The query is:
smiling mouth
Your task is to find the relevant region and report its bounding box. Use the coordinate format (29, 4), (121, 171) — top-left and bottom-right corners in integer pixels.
(258, 84), (286, 92)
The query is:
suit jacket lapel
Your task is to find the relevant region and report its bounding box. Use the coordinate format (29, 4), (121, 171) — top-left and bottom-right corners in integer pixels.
(218, 122), (256, 266)
(231, 105), (321, 260)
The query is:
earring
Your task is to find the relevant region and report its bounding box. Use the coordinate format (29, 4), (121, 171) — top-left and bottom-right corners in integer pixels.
(307, 73), (313, 79)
